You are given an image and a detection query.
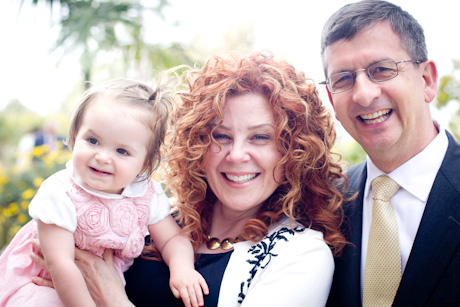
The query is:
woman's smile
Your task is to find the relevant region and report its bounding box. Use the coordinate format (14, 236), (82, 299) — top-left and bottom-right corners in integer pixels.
(223, 173), (259, 184)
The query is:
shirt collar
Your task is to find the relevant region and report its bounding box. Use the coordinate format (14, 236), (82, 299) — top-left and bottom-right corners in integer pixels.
(66, 160), (149, 199)
(365, 128), (448, 201)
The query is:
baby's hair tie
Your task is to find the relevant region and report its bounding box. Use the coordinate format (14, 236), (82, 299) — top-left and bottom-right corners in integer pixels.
(148, 92), (157, 102)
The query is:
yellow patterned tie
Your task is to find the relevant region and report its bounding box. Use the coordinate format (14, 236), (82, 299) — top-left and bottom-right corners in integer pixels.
(363, 175), (401, 307)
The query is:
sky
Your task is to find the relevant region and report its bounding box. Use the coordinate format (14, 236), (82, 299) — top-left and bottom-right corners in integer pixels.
(1, 0), (459, 129)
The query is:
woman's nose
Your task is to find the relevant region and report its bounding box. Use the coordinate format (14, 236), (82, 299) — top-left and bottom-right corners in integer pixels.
(226, 141), (250, 163)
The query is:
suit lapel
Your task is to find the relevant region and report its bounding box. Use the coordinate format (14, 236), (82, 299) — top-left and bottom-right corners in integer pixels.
(394, 132), (460, 306)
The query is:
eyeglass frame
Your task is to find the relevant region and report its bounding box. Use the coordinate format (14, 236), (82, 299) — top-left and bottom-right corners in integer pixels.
(319, 59), (424, 94)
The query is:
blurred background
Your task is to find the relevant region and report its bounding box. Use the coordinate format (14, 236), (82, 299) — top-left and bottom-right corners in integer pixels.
(1, 0), (459, 250)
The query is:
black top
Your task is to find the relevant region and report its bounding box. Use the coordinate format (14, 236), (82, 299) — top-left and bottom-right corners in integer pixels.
(124, 251), (232, 307)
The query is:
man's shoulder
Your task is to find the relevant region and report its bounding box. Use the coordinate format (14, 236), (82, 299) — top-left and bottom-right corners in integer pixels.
(345, 161), (366, 181)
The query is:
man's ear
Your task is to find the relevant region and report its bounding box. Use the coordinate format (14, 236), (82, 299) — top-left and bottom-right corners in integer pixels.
(422, 60), (438, 103)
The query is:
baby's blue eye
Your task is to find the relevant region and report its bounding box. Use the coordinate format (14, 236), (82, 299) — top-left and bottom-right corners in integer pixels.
(117, 148), (129, 155)
(88, 138), (99, 145)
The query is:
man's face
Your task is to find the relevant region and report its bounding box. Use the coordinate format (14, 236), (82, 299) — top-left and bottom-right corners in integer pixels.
(323, 21), (438, 171)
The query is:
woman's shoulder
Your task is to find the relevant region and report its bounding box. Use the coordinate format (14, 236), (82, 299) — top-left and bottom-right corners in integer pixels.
(264, 218), (332, 258)
(269, 218), (325, 240)
(220, 218), (333, 306)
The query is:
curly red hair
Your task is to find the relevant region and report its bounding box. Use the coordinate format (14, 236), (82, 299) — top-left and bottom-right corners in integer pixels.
(161, 51), (348, 256)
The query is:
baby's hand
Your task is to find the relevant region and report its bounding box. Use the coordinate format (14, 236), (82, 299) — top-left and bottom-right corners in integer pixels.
(169, 268), (209, 307)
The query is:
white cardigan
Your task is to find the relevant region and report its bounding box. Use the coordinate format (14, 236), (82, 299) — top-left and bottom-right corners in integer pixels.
(218, 218), (334, 306)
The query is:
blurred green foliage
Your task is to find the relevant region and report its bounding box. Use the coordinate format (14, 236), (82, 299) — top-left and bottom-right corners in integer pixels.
(25, 0), (193, 89)
(436, 59), (460, 141)
(334, 139), (367, 170)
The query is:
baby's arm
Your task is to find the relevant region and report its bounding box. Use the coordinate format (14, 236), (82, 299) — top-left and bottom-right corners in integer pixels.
(37, 220), (96, 307)
(148, 215), (209, 307)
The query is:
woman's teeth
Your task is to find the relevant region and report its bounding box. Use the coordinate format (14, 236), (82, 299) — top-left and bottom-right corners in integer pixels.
(225, 173), (257, 183)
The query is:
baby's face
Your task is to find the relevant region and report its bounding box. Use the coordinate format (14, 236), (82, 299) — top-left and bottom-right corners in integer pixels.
(72, 98), (150, 194)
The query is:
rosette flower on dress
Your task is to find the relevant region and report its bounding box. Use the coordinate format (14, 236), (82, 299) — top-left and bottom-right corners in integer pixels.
(76, 201), (110, 237)
(73, 228), (89, 250)
(119, 227), (145, 258)
(135, 204), (150, 231)
(109, 201), (137, 237)
(89, 237), (125, 257)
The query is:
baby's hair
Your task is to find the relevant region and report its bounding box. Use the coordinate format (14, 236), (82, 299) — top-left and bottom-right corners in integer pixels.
(67, 76), (174, 178)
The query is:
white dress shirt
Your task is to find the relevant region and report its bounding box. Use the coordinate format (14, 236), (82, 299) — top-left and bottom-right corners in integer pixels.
(360, 128), (449, 293)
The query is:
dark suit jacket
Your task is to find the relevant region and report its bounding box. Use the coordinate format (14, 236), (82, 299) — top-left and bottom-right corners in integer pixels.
(327, 131), (460, 306)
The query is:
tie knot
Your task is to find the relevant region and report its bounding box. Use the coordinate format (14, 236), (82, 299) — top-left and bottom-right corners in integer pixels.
(372, 175), (400, 201)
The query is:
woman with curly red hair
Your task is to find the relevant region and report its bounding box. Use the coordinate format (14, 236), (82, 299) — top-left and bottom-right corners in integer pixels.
(166, 51), (347, 255)
(126, 51), (348, 306)
(32, 51), (348, 307)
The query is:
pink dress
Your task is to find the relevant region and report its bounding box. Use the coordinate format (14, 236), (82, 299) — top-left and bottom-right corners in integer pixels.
(0, 162), (171, 307)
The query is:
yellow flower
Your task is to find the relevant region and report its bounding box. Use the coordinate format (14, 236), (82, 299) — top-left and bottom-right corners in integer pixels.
(18, 213), (28, 224)
(32, 144), (49, 157)
(21, 189), (36, 200)
(33, 177), (44, 188)
(0, 163), (6, 180)
(20, 201), (29, 210)
(10, 202), (19, 214)
(0, 174), (8, 185)
(43, 155), (54, 167)
(4, 203), (19, 217)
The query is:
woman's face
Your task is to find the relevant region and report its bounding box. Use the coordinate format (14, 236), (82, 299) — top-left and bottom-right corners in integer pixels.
(204, 93), (284, 214)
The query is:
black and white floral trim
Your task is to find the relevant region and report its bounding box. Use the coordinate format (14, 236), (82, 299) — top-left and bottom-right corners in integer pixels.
(237, 226), (306, 304)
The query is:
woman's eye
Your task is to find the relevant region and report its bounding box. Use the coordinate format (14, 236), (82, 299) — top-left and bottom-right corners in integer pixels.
(116, 148), (129, 156)
(251, 134), (271, 144)
(88, 137), (99, 145)
(253, 134), (269, 140)
(213, 134), (231, 142)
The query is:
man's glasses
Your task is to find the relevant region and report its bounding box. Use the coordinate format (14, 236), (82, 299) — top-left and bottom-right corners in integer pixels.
(319, 60), (423, 94)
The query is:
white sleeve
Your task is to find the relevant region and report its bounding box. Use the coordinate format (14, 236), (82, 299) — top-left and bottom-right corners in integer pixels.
(28, 171), (77, 232)
(147, 181), (172, 225)
(241, 230), (334, 307)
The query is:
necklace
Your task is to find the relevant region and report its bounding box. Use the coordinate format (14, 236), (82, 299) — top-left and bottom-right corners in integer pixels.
(206, 235), (244, 250)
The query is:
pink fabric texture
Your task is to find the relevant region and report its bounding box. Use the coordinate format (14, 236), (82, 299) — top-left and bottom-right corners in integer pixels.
(0, 176), (156, 307)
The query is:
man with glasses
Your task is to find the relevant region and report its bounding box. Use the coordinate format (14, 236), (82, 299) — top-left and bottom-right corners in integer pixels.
(320, 1), (460, 306)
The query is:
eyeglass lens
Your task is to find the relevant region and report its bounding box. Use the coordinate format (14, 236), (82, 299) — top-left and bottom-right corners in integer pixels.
(329, 61), (398, 93)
